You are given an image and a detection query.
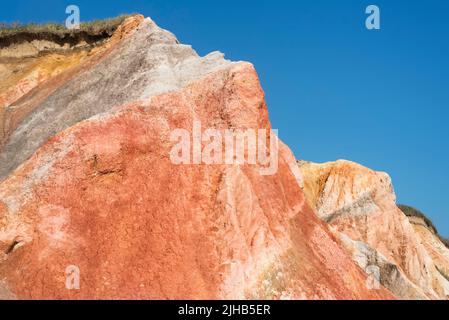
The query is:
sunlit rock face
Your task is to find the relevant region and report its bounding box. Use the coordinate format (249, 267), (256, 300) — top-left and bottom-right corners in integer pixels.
(406, 214), (449, 298)
(0, 16), (393, 300)
(299, 160), (449, 300)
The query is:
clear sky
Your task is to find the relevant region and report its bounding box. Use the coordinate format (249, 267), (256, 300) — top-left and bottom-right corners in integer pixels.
(1, 0), (448, 236)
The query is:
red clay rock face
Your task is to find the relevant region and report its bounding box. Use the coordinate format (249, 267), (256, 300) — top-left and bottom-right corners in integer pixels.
(0, 62), (393, 299)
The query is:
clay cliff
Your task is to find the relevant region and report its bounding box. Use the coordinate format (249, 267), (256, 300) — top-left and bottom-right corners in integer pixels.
(399, 205), (449, 293)
(0, 15), (395, 300)
(0, 14), (442, 300)
(299, 160), (449, 299)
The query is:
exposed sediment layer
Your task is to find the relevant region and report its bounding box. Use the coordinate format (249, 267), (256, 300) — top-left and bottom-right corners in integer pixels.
(0, 16), (233, 180)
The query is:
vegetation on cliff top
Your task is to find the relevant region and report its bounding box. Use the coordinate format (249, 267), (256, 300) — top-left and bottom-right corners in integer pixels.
(0, 15), (131, 38)
(399, 205), (438, 233)
(398, 204), (449, 249)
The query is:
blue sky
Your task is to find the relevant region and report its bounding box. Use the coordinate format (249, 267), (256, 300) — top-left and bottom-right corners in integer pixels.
(1, 0), (448, 236)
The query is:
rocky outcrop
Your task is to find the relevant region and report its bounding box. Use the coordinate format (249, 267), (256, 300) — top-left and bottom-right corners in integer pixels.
(0, 16), (393, 299)
(299, 160), (449, 299)
(404, 212), (449, 297)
